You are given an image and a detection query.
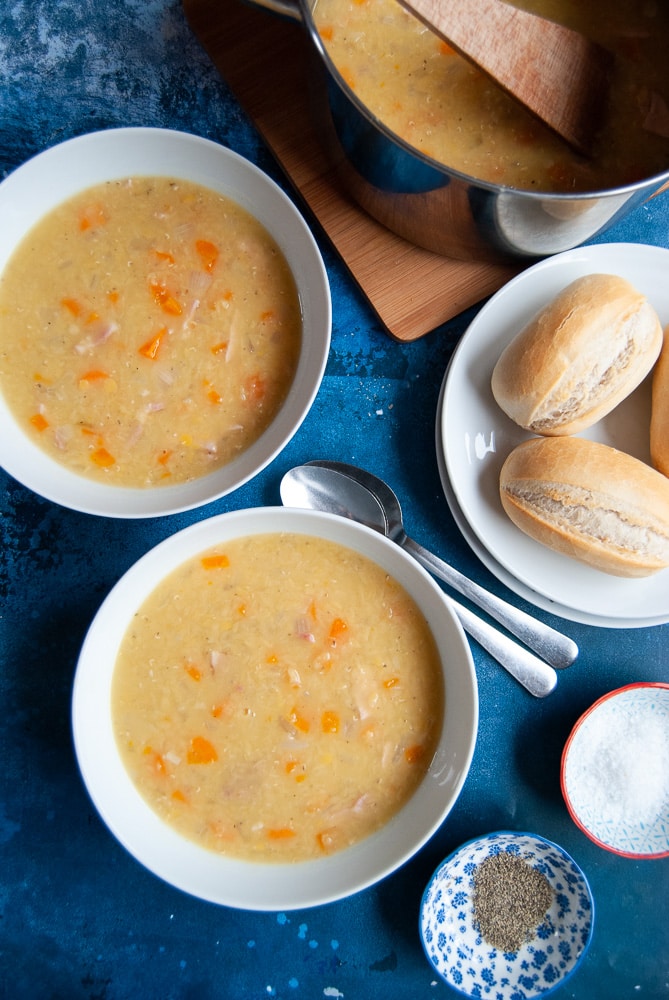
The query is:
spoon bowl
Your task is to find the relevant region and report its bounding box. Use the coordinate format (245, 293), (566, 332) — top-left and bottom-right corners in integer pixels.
(281, 462), (578, 697)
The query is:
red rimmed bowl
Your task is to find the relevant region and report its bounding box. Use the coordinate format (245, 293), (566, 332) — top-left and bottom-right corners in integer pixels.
(561, 683), (669, 858)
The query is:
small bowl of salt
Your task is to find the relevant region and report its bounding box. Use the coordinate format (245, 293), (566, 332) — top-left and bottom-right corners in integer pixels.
(561, 682), (669, 858)
(419, 831), (594, 999)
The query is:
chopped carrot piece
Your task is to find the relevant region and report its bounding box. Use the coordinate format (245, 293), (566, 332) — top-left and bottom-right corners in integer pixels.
(266, 653), (279, 665)
(85, 311), (100, 325)
(405, 744), (426, 764)
(211, 705), (224, 719)
(243, 373), (266, 403)
(149, 280), (182, 315)
(195, 239), (219, 273)
(30, 413), (49, 432)
(329, 617), (348, 639)
(289, 707), (310, 733)
(201, 553), (230, 570)
(439, 39), (455, 55)
(340, 66), (356, 89)
(138, 327), (166, 360)
(184, 662), (201, 681)
(259, 309), (275, 322)
(207, 388), (223, 405)
(211, 341), (228, 355)
(91, 447), (115, 468)
(187, 736), (218, 764)
(285, 760), (298, 774)
(383, 676), (400, 689)
(152, 752), (168, 777)
(171, 789), (188, 803)
(157, 449), (172, 466)
(79, 204), (107, 231)
(61, 297), (83, 316)
(79, 369), (109, 382)
(152, 249), (175, 265)
(319, 25), (334, 41)
(321, 711), (340, 734)
(267, 827), (295, 840)
(107, 290), (119, 304)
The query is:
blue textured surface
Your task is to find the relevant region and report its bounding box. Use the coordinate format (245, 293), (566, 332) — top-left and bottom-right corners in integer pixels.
(1, 2), (668, 998)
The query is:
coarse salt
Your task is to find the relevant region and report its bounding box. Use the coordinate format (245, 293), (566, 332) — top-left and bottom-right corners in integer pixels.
(572, 709), (669, 828)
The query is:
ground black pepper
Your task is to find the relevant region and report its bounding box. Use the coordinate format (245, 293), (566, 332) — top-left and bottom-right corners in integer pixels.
(472, 852), (553, 953)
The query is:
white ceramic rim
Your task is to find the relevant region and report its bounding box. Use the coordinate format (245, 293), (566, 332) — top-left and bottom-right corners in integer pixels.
(0, 127), (331, 517)
(439, 242), (669, 627)
(561, 682), (669, 858)
(72, 506), (479, 910)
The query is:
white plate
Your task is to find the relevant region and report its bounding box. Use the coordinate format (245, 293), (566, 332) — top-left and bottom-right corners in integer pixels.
(72, 507), (478, 910)
(438, 242), (669, 627)
(0, 128), (331, 518)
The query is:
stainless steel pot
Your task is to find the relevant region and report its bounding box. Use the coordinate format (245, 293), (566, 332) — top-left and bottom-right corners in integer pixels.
(249, 0), (669, 262)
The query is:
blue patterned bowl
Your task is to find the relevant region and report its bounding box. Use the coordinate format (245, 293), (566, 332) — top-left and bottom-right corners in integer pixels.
(419, 831), (594, 999)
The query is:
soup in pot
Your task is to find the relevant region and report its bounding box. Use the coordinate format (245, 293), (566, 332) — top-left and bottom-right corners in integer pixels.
(313, 0), (669, 192)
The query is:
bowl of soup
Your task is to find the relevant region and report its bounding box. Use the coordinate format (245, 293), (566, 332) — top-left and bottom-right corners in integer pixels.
(247, 0), (669, 261)
(72, 506), (479, 910)
(0, 127), (331, 517)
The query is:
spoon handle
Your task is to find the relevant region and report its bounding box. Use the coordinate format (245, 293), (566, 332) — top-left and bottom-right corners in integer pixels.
(402, 536), (578, 670)
(448, 595), (558, 698)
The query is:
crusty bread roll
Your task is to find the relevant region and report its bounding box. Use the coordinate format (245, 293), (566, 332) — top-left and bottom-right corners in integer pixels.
(491, 274), (662, 435)
(651, 325), (669, 477)
(499, 436), (669, 577)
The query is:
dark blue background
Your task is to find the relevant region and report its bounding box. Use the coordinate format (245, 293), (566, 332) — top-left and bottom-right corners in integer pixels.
(1, 1), (668, 997)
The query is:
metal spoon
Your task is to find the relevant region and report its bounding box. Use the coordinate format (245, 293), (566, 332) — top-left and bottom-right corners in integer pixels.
(280, 463), (563, 698)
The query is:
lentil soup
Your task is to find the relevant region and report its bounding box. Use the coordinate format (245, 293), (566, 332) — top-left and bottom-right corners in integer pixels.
(112, 533), (445, 862)
(313, 0), (669, 192)
(0, 176), (302, 487)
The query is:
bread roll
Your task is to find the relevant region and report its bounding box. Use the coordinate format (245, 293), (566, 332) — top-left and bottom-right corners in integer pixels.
(499, 436), (669, 577)
(651, 325), (669, 477)
(491, 274), (662, 435)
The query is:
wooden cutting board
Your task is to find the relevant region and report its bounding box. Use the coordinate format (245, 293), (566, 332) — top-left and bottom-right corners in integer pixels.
(182, 0), (521, 340)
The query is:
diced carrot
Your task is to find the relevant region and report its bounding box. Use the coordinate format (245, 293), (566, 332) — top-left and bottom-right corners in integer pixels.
(266, 653), (279, 665)
(149, 280), (182, 316)
(152, 752), (168, 777)
(79, 369), (109, 382)
(85, 311), (100, 325)
(91, 447), (115, 468)
(319, 25), (334, 41)
(207, 388), (223, 405)
(152, 249), (175, 265)
(187, 736), (218, 764)
(222, 289), (234, 303)
(329, 617), (348, 639)
(439, 39), (455, 55)
(383, 676), (400, 689)
(157, 449), (172, 466)
(195, 239), (219, 273)
(405, 744), (426, 764)
(243, 373), (266, 403)
(267, 827), (295, 839)
(79, 204), (107, 231)
(289, 707), (310, 733)
(285, 760), (298, 774)
(171, 789), (188, 803)
(211, 341), (228, 355)
(184, 662), (201, 681)
(80, 426), (98, 437)
(259, 309), (275, 322)
(138, 327), (166, 360)
(321, 711), (340, 734)
(30, 413), (49, 432)
(201, 553), (230, 570)
(340, 66), (356, 89)
(61, 297), (83, 316)
(211, 705), (224, 719)
(107, 290), (119, 304)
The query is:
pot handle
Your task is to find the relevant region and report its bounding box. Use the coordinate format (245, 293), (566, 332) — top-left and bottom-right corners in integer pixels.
(243, 0), (303, 22)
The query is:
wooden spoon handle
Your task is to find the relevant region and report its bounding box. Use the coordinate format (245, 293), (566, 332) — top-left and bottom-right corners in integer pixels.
(398, 0), (612, 154)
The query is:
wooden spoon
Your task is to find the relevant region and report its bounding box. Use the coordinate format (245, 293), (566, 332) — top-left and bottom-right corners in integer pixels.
(397, 0), (614, 156)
